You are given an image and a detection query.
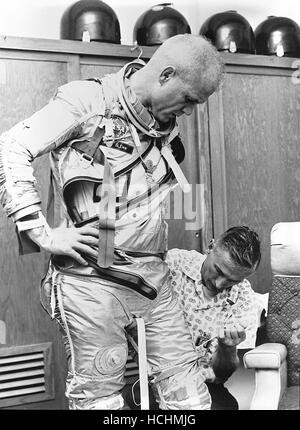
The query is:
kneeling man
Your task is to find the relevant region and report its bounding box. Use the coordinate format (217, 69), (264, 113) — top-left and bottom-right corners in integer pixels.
(166, 225), (261, 410)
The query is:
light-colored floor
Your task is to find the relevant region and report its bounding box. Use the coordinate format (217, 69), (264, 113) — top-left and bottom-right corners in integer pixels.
(224, 350), (256, 410)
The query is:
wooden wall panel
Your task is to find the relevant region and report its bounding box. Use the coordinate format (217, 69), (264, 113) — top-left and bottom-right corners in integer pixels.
(0, 59), (67, 131)
(80, 56), (127, 80)
(80, 54), (139, 81)
(80, 64), (122, 79)
(0, 56), (69, 409)
(221, 73), (300, 293)
(167, 104), (213, 252)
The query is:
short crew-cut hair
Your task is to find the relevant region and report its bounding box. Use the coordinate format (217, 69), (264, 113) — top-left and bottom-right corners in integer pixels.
(150, 34), (224, 96)
(217, 226), (261, 270)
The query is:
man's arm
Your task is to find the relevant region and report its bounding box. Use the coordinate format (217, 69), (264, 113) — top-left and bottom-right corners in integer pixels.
(0, 81), (105, 261)
(0, 81), (104, 221)
(212, 321), (247, 383)
(25, 221), (99, 266)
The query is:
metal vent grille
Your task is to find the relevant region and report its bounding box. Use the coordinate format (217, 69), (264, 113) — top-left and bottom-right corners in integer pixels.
(0, 343), (54, 407)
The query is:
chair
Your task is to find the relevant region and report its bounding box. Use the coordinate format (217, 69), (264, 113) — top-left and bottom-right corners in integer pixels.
(244, 222), (300, 410)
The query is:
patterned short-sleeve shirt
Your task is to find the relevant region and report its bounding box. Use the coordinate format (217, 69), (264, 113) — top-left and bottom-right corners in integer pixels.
(166, 248), (259, 382)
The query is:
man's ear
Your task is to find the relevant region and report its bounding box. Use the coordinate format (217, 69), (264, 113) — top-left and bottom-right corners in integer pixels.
(159, 66), (176, 85)
(206, 239), (215, 254)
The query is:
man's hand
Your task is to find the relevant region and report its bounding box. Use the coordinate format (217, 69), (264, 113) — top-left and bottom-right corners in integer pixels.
(27, 223), (99, 266)
(47, 225), (99, 265)
(217, 320), (247, 348)
(212, 319), (247, 381)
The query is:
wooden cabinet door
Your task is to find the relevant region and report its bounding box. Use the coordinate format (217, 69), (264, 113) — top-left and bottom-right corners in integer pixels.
(208, 59), (300, 293)
(168, 104), (213, 252)
(0, 51), (70, 409)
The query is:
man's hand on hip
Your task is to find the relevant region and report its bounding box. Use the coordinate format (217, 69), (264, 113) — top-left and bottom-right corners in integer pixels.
(26, 223), (99, 266)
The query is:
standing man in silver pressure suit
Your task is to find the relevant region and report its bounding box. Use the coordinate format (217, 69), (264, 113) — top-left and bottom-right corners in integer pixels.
(0, 34), (223, 410)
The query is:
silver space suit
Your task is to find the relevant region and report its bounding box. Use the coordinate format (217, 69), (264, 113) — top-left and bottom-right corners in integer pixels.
(0, 62), (211, 410)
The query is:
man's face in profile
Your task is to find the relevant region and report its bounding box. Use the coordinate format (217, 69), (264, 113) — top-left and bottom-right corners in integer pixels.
(201, 243), (256, 299)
